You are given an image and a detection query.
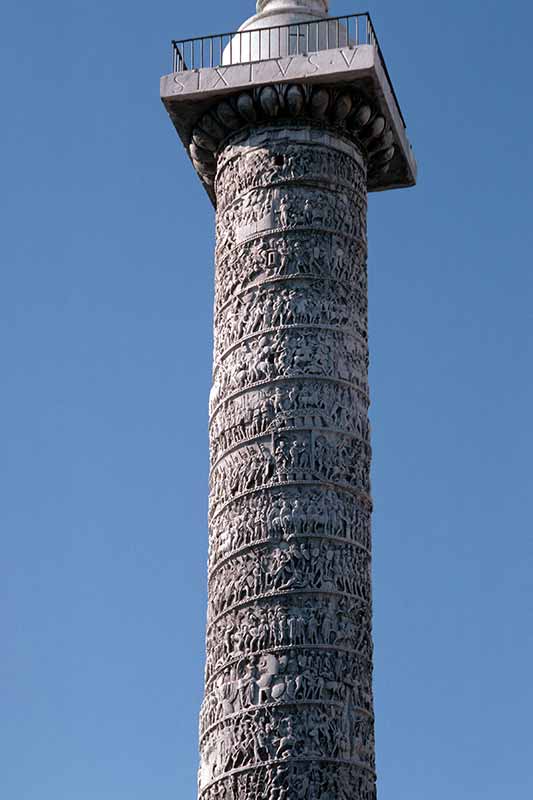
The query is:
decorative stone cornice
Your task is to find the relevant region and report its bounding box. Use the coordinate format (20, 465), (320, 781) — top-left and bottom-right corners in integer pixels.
(173, 82), (394, 203)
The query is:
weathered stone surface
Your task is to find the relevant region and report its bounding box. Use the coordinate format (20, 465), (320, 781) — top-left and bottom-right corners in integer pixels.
(199, 125), (376, 800)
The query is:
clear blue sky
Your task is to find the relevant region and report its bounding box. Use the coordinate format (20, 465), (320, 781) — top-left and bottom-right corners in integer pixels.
(2, 1), (532, 798)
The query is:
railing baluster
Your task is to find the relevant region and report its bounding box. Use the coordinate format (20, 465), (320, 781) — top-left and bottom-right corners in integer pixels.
(168, 11), (404, 118)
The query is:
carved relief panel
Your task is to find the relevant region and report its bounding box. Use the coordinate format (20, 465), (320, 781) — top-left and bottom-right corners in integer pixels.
(208, 487), (372, 571)
(201, 124), (375, 800)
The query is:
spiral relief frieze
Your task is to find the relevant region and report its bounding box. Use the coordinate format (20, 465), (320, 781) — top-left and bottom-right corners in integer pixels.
(200, 123), (376, 800)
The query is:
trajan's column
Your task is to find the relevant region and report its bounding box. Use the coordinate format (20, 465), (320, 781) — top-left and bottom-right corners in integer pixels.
(161, 2), (417, 798)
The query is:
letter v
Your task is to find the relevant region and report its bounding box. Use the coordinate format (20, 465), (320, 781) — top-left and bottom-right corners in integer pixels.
(276, 57), (294, 77)
(340, 48), (359, 68)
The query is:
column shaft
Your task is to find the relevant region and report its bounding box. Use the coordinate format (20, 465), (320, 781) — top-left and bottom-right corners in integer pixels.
(200, 124), (376, 800)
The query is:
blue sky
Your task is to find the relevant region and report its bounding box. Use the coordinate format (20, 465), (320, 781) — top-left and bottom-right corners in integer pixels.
(2, 1), (532, 798)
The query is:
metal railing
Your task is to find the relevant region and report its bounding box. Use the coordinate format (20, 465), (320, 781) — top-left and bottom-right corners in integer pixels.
(171, 12), (405, 127)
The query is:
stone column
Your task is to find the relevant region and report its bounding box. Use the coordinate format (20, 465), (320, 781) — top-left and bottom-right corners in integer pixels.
(199, 119), (375, 800)
(162, 6), (417, 796)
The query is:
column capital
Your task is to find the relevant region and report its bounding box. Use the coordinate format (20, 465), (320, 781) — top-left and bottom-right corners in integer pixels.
(161, 46), (417, 202)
